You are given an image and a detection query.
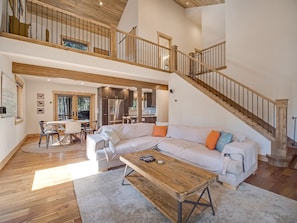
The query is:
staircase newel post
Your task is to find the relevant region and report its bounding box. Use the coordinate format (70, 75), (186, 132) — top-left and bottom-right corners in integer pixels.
(274, 99), (288, 157)
(110, 25), (117, 58)
(170, 45), (177, 72)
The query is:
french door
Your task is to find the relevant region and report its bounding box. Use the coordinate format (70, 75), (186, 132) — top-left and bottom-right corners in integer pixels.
(53, 91), (95, 121)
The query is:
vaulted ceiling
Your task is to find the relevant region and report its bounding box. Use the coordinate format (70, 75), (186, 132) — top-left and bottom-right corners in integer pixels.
(38, 0), (224, 27)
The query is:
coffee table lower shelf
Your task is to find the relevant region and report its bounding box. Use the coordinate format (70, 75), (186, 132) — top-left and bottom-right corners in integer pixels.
(126, 172), (211, 223)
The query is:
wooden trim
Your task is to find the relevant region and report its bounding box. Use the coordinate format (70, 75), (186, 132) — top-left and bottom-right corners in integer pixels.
(52, 91), (95, 121)
(258, 154), (268, 162)
(12, 62), (168, 90)
(157, 31), (172, 42)
(0, 135), (27, 171)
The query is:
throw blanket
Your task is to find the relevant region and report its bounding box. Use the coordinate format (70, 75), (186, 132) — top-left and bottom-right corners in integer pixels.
(222, 141), (257, 172)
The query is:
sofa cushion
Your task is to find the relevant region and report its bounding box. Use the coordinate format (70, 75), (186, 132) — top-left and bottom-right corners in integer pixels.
(166, 125), (211, 144)
(112, 136), (164, 154)
(216, 131), (233, 152)
(97, 123), (155, 140)
(153, 125), (168, 137)
(158, 138), (223, 172)
(206, 130), (220, 150)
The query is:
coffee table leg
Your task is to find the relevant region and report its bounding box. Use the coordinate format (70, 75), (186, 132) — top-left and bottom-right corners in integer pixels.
(178, 201), (182, 223)
(183, 186), (215, 222)
(121, 165), (135, 185)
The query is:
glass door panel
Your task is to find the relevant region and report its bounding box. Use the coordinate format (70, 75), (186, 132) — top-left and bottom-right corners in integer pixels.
(77, 96), (90, 120)
(58, 95), (73, 120)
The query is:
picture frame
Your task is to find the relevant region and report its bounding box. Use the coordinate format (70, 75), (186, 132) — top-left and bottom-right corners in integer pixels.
(61, 36), (89, 51)
(37, 108), (44, 114)
(37, 100), (44, 107)
(37, 93), (44, 100)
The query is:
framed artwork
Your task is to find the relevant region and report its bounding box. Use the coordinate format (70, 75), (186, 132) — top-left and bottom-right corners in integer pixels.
(37, 93), (44, 100)
(37, 100), (44, 107)
(37, 108), (44, 114)
(62, 36), (89, 51)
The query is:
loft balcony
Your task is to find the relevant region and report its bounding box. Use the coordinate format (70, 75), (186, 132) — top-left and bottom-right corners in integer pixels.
(1, 0), (171, 74)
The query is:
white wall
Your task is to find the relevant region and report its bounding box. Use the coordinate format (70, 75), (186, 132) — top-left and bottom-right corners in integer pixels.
(117, 0), (138, 33)
(137, 0), (202, 53)
(0, 55), (26, 163)
(25, 79), (98, 134)
(225, 0), (297, 140)
(156, 90), (168, 122)
(200, 4), (225, 48)
(168, 73), (271, 155)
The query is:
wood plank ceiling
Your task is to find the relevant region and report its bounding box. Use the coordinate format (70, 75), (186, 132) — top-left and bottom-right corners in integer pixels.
(37, 0), (224, 27)
(173, 0), (224, 8)
(37, 0), (129, 26)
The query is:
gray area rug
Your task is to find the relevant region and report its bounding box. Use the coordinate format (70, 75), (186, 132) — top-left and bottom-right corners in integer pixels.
(22, 141), (84, 153)
(74, 168), (297, 223)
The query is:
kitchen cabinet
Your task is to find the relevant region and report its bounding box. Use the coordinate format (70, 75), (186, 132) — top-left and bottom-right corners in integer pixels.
(99, 87), (133, 125)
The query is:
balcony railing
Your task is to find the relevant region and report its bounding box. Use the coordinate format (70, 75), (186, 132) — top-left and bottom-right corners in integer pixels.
(1, 0), (170, 72)
(190, 41), (226, 74)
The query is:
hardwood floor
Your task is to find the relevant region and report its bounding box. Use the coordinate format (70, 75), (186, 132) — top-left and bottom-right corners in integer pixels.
(0, 137), (296, 222)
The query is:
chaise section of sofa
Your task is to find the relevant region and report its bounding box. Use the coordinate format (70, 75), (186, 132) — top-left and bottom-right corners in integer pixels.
(157, 124), (258, 189)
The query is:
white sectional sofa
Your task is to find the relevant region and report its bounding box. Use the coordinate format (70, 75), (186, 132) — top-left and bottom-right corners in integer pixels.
(86, 123), (258, 189)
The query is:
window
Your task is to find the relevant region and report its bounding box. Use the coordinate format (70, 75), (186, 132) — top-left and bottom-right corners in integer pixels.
(15, 75), (24, 123)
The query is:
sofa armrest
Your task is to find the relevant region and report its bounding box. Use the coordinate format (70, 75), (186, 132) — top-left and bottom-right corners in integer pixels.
(222, 141), (258, 172)
(86, 134), (107, 161)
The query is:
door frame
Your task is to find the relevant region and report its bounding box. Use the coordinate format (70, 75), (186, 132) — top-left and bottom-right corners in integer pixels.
(52, 90), (95, 121)
(157, 31), (172, 70)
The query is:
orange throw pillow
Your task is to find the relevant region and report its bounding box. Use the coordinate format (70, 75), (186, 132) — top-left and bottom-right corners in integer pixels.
(206, 130), (220, 150)
(152, 125), (168, 137)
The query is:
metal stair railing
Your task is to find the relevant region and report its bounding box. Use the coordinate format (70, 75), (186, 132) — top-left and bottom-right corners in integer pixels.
(176, 50), (276, 138)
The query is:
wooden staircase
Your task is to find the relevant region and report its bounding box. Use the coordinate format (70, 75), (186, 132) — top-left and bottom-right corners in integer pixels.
(172, 43), (294, 167)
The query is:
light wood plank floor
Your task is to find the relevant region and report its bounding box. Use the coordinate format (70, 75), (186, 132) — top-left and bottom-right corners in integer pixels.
(0, 137), (296, 222)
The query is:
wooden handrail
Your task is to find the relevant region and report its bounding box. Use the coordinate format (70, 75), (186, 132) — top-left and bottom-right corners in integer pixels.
(177, 50), (275, 104)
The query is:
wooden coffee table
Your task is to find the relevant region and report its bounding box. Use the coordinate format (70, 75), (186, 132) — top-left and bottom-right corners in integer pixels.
(119, 149), (218, 223)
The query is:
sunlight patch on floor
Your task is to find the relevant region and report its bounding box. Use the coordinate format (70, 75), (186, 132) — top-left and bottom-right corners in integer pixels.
(31, 161), (99, 191)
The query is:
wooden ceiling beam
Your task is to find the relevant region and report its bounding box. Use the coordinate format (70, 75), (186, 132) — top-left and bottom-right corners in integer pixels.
(12, 62), (168, 90)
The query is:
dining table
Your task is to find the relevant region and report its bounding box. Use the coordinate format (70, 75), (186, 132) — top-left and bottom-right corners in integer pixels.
(46, 119), (90, 145)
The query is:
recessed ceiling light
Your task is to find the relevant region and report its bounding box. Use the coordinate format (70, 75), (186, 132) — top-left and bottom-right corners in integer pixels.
(99, 1), (103, 6)
(186, 1), (189, 5)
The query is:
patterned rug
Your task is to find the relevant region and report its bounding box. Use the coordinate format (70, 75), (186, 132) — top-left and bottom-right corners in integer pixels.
(73, 168), (297, 223)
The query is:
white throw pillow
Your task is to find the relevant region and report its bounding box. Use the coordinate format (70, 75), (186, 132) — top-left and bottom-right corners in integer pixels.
(104, 130), (121, 145)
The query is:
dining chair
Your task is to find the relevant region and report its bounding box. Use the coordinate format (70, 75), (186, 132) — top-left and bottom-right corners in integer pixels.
(82, 120), (99, 141)
(38, 120), (60, 148)
(62, 121), (82, 145)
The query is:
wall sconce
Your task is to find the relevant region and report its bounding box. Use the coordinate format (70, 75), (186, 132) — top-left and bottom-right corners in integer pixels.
(169, 89), (174, 94)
